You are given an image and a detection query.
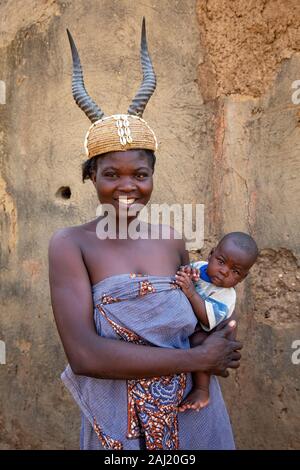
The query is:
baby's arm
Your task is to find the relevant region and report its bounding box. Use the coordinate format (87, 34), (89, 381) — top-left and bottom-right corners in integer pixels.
(175, 270), (210, 328)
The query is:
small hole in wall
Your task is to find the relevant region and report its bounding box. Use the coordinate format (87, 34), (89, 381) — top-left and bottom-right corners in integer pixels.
(56, 186), (71, 200)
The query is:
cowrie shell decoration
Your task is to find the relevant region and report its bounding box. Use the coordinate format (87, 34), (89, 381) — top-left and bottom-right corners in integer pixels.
(114, 114), (133, 146)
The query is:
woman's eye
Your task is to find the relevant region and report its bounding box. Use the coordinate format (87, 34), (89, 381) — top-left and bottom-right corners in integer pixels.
(104, 173), (117, 178)
(136, 174), (148, 179)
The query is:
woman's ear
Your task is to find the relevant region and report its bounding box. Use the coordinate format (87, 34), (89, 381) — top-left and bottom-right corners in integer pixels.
(90, 163), (99, 187)
(90, 156), (100, 186)
(91, 171), (97, 186)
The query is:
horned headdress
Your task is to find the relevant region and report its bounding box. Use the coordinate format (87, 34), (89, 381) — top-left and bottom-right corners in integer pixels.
(67, 18), (157, 159)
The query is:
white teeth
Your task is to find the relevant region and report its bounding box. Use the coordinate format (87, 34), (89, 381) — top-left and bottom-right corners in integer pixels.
(118, 198), (135, 205)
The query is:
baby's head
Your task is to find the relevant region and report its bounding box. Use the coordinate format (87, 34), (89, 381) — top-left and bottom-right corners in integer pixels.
(207, 232), (258, 288)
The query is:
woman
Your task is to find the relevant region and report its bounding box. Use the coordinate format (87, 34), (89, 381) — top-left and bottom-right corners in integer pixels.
(48, 20), (242, 450)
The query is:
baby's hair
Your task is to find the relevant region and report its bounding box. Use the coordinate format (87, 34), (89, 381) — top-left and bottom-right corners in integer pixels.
(81, 149), (156, 182)
(219, 232), (259, 263)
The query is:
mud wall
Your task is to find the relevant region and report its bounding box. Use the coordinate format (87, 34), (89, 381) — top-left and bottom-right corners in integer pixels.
(0, 0), (299, 449)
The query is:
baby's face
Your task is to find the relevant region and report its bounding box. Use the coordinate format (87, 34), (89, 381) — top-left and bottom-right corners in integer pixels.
(207, 239), (255, 288)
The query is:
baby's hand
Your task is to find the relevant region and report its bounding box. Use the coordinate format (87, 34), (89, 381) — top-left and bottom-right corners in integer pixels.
(175, 271), (197, 299)
(179, 265), (200, 282)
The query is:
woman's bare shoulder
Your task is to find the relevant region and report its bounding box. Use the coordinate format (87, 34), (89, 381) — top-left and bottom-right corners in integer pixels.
(49, 226), (79, 251)
(48, 224), (94, 289)
(48, 228), (81, 275)
(49, 220), (97, 249)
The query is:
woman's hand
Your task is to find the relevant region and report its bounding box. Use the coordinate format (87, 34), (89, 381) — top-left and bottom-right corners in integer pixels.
(191, 321), (242, 377)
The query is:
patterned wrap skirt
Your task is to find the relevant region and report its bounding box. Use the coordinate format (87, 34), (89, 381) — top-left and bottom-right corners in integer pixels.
(61, 273), (235, 450)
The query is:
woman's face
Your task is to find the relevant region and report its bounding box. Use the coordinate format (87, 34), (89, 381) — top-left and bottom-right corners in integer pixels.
(91, 149), (154, 218)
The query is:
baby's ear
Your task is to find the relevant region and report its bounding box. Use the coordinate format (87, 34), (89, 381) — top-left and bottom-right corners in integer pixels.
(240, 271), (249, 282)
(208, 247), (215, 260)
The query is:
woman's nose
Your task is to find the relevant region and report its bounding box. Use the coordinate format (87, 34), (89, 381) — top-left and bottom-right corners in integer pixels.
(117, 177), (137, 191)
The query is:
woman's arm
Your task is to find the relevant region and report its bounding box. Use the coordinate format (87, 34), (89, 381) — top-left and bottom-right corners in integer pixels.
(49, 229), (242, 380)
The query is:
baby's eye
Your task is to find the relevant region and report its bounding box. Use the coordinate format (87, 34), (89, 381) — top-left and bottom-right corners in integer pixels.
(233, 270), (240, 275)
(217, 258), (224, 265)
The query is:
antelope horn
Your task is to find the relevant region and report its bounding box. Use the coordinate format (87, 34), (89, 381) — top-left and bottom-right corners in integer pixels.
(67, 29), (105, 123)
(128, 18), (156, 117)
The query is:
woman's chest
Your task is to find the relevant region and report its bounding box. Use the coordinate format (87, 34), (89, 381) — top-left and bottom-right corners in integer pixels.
(80, 236), (183, 284)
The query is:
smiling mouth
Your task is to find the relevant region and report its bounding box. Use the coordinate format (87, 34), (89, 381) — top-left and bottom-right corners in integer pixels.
(115, 197), (137, 206)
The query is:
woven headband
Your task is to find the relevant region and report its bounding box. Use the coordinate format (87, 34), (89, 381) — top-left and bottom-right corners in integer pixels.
(67, 18), (157, 158)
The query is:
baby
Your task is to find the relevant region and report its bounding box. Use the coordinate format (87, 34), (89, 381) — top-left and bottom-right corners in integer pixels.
(175, 231), (258, 411)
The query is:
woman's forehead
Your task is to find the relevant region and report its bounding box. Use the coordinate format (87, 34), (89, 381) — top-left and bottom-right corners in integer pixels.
(98, 150), (151, 168)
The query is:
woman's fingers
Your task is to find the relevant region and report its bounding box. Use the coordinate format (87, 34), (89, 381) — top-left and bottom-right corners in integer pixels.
(231, 340), (243, 351)
(231, 351), (241, 361)
(215, 321), (237, 338)
(215, 317), (236, 332)
(220, 370), (229, 378)
(228, 360), (240, 369)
